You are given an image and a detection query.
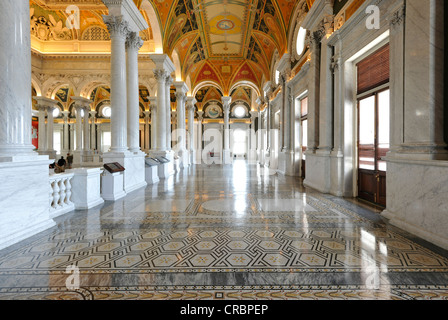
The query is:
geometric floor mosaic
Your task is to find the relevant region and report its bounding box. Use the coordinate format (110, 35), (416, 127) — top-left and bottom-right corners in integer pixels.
(1, 161), (448, 300)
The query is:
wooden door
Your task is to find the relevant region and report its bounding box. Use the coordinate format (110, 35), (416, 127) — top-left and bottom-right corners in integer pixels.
(357, 89), (389, 207)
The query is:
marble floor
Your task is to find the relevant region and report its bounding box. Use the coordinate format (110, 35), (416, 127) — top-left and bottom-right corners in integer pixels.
(1, 160), (448, 300)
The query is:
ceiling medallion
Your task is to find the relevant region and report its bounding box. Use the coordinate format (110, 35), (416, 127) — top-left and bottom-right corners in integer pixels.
(217, 19), (235, 31)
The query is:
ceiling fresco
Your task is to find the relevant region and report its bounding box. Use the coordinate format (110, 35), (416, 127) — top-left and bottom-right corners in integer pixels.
(157, 0), (305, 95)
(31, 0), (315, 106)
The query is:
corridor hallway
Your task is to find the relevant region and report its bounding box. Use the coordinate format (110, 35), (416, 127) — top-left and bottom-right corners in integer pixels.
(0, 160), (448, 300)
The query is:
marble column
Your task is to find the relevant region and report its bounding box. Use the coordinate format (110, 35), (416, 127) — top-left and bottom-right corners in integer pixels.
(262, 82), (272, 163)
(174, 81), (189, 167)
(101, 0), (148, 192)
(126, 32), (143, 153)
(62, 111), (70, 155)
(382, 0), (448, 251)
(75, 106), (83, 153)
(186, 97), (197, 164)
(34, 97), (58, 159)
(46, 105), (55, 156)
(197, 111), (204, 164)
(307, 30), (323, 153)
(257, 103), (263, 165)
(249, 111), (258, 163)
(222, 96), (232, 164)
(149, 54), (176, 160)
(0, 0), (55, 251)
(143, 110), (151, 152)
(103, 15), (130, 153)
(90, 111), (97, 152)
(83, 106), (90, 154)
(37, 105), (47, 153)
(330, 33), (344, 196)
(72, 97), (93, 164)
(153, 70), (167, 152)
(166, 75), (173, 151)
(0, 1), (37, 158)
(397, 0), (447, 160)
(149, 97), (157, 151)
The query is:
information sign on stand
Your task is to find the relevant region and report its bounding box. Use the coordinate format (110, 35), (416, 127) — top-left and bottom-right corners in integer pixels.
(104, 162), (125, 173)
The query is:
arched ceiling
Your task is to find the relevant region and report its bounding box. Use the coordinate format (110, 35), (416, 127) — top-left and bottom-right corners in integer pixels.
(150, 0), (304, 95)
(30, 0), (315, 97)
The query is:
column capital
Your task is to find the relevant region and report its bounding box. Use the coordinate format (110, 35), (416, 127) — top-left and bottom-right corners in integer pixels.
(176, 92), (187, 104)
(103, 15), (131, 40)
(153, 69), (169, 82)
(186, 97), (197, 110)
(71, 96), (93, 109)
(34, 96), (58, 110)
(221, 96), (232, 109)
(165, 74), (174, 86)
(149, 54), (176, 74)
(174, 81), (189, 95)
(125, 31), (143, 51)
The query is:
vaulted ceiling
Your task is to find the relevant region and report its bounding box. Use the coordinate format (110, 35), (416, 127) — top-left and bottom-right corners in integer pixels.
(151, 0), (303, 94)
(30, 0), (315, 96)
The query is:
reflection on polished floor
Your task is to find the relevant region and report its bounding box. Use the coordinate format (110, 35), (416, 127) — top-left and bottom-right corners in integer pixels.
(1, 160), (448, 300)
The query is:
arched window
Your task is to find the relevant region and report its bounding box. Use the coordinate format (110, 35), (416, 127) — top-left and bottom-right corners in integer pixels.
(296, 27), (307, 56)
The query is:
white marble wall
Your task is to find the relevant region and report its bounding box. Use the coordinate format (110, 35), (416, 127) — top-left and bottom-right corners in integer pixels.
(0, 159), (55, 251)
(382, 160), (448, 250)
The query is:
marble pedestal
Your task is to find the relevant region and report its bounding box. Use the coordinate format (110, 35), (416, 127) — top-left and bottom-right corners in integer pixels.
(39, 150), (57, 162)
(174, 158), (181, 172)
(382, 158), (448, 250)
(0, 156), (56, 251)
(180, 152), (190, 168)
(277, 151), (286, 174)
(69, 167), (104, 210)
(72, 151), (83, 165)
(101, 171), (126, 201)
(145, 165), (160, 184)
(102, 151), (147, 194)
(148, 150), (174, 178)
(248, 150), (258, 165)
(223, 150), (232, 165)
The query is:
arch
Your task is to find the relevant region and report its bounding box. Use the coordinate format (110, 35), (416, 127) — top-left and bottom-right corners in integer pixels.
(171, 49), (182, 81)
(229, 80), (261, 98)
(270, 49), (280, 85)
(192, 80), (224, 98)
(31, 76), (42, 97)
(141, 0), (163, 53)
(287, 0), (309, 55)
(78, 78), (110, 100)
(185, 75), (192, 96)
(42, 78), (76, 101)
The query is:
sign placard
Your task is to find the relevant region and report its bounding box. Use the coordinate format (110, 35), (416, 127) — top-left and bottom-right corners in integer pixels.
(104, 162), (125, 173)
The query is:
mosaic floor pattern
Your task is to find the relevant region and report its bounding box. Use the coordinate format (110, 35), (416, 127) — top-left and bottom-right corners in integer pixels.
(0, 161), (448, 300)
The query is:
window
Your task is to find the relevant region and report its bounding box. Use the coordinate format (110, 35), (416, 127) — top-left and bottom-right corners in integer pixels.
(102, 106), (111, 118)
(234, 106), (246, 118)
(102, 131), (111, 153)
(296, 27), (307, 56)
(53, 107), (60, 118)
(54, 131), (62, 155)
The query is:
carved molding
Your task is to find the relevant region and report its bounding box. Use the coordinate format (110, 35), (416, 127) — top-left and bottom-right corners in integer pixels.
(103, 15), (131, 40)
(125, 32), (144, 51)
